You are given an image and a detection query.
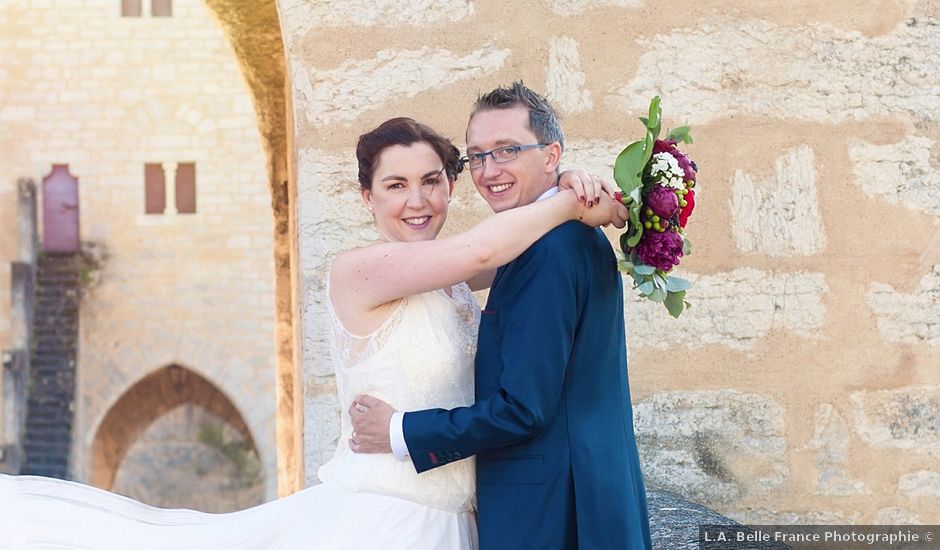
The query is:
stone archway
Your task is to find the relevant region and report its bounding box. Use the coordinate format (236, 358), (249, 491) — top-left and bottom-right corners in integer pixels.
(90, 365), (257, 491)
(199, 0), (302, 495)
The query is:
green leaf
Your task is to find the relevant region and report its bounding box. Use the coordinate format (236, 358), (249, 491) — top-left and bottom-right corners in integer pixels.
(652, 271), (667, 290)
(666, 126), (693, 144)
(634, 264), (655, 276)
(639, 117), (649, 126)
(617, 261), (632, 272)
(664, 290), (686, 318)
(619, 232), (630, 254)
(665, 276), (692, 292)
(626, 214), (643, 248)
(683, 236), (692, 256)
(629, 187), (642, 205)
(648, 287), (667, 302)
(647, 96), (662, 140)
(637, 281), (654, 295)
(613, 140), (647, 195)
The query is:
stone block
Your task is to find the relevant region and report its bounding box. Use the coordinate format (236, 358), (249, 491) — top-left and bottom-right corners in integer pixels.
(634, 390), (788, 505)
(546, 36), (593, 114)
(810, 404), (869, 496)
(731, 145), (826, 257)
(303, 389), (340, 485)
(282, 0), (474, 33)
(867, 264), (940, 347)
(850, 386), (940, 450)
(898, 470), (940, 497)
(874, 507), (921, 524)
(849, 134), (940, 219)
(552, 0), (642, 16)
(610, 19), (940, 124)
(625, 269), (827, 350)
(294, 46), (510, 125)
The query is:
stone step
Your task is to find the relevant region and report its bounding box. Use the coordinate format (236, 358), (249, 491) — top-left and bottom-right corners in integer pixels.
(19, 465), (68, 478)
(24, 421), (73, 432)
(23, 427), (71, 439)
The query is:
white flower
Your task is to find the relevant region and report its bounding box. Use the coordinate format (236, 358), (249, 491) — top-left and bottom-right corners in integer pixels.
(649, 153), (685, 189)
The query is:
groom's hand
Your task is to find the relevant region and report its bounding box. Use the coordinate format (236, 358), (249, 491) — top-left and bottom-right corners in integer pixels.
(348, 395), (394, 454)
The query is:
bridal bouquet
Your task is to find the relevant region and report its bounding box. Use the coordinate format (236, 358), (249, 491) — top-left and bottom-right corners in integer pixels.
(613, 97), (697, 318)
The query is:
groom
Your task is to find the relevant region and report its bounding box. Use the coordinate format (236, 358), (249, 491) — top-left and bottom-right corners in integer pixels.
(350, 82), (652, 549)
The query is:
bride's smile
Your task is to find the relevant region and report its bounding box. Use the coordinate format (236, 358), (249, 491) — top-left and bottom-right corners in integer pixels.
(362, 141), (454, 244)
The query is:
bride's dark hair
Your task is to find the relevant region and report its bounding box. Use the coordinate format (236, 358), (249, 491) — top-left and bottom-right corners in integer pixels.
(356, 117), (463, 190)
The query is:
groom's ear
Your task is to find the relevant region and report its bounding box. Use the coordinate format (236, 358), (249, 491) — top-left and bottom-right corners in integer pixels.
(543, 142), (562, 174)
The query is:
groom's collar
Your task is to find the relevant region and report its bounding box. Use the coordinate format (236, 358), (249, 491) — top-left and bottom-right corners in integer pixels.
(536, 185), (559, 202)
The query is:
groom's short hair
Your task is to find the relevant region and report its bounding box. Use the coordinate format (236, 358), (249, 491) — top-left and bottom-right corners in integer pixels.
(470, 81), (565, 152)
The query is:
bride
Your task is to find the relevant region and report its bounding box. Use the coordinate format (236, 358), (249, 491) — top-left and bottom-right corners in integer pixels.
(0, 117), (625, 549)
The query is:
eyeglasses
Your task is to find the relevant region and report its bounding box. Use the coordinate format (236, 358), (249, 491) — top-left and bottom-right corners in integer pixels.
(460, 144), (548, 170)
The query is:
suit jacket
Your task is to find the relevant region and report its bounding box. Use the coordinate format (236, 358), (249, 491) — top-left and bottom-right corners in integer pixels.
(403, 221), (652, 549)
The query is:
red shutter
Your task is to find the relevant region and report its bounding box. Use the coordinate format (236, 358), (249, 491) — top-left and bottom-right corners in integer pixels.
(145, 163), (166, 214)
(175, 163), (196, 214)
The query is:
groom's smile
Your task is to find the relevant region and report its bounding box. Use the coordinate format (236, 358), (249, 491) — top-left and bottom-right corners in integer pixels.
(465, 105), (561, 213)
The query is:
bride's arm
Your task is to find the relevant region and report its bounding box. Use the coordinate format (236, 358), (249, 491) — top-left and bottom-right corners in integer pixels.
(463, 170), (617, 292)
(331, 189), (623, 311)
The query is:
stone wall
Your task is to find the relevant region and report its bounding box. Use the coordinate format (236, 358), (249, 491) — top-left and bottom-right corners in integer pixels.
(0, 0), (278, 502)
(279, 0), (940, 523)
(111, 403), (264, 513)
(0, 182), (15, 351)
(0, 178), (29, 473)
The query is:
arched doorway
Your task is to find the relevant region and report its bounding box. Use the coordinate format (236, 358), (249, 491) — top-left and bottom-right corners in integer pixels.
(90, 364), (261, 508)
(199, 0), (302, 495)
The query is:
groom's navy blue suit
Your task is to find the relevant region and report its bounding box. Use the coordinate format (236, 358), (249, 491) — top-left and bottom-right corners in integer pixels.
(403, 220), (652, 549)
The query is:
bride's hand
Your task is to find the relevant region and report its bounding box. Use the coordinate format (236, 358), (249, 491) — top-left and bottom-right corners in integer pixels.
(558, 169), (617, 207)
(348, 395), (394, 454)
(575, 191), (629, 229)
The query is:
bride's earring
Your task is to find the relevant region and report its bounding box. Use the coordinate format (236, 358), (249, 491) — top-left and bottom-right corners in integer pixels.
(367, 205), (374, 214)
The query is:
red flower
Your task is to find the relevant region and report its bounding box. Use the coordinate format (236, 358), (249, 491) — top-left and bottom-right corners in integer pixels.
(635, 229), (684, 272)
(646, 185), (679, 218)
(679, 189), (695, 227)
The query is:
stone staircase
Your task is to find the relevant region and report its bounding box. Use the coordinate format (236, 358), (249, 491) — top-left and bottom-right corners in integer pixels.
(20, 253), (81, 478)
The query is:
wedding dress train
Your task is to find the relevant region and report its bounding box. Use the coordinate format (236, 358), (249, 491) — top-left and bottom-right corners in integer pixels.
(0, 284), (481, 549)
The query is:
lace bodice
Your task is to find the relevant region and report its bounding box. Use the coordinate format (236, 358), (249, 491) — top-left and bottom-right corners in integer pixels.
(319, 282), (480, 512)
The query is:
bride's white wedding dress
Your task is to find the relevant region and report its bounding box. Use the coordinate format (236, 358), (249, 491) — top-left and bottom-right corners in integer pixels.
(0, 284), (480, 549)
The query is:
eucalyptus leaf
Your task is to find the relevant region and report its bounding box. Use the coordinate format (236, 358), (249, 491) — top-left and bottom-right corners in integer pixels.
(683, 237), (692, 256)
(664, 290), (686, 318)
(617, 261), (632, 272)
(634, 264), (655, 276)
(652, 272), (667, 290)
(665, 276), (693, 292)
(648, 287), (666, 302)
(637, 281), (654, 295)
